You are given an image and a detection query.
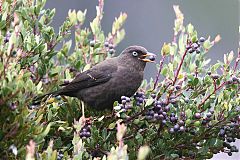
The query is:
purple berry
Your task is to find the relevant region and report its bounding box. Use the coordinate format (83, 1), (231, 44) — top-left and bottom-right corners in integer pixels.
(175, 85), (181, 90)
(196, 48), (201, 54)
(194, 112), (201, 119)
(108, 44), (114, 49)
(179, 126), (185, 132)
(170, 117), (177, 123)
(211, 74), (220, 80)
(179, 120), (185, 126)
(169, 128), (175, 134)
(151, 93), (156, 99)
(191, 43), (199, 50)
(90, 40), (95, 47)
(174, 124), (180, 131)
(162, 119), (167, 125)
(206, 112), (212, 118)
(104, 41), (109, 47)
(162, 112), (167, 116)
(164, 106), (170, 112)
(109, 48), (115, 54)
(199, 37), (205, 43)
(188, 48), (194, 53)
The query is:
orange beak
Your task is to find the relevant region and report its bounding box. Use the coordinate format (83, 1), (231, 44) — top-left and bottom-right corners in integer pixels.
(140, 52), (156, 62)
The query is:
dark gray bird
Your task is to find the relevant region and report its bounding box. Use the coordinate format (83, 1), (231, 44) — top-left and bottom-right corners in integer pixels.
(33, 45), (155, 110)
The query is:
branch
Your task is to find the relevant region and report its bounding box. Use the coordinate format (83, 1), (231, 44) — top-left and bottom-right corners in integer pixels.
(198, 82), (226, 110)
(153, 55), (165, 90)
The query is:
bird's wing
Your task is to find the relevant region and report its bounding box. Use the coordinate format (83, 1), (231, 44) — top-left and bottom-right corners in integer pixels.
(57, 60), (117, 94)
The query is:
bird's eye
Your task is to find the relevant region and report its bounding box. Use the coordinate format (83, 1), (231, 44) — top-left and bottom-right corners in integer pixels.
(132, 51), (138, 57)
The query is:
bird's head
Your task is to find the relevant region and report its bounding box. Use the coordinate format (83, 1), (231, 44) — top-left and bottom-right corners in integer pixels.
(119, 45), (156, 68)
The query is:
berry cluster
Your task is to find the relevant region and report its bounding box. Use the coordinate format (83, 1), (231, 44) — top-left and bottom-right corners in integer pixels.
(79, 124), (91, 139)
(187, 37), (205, 54)
(4, 32), (11, 43)
(219, 115), (240, 156)
(89, 40), (115, 55)
(57, 151), (64, 160)
(134, 91), (146, 106)
(104, 41), (115, 55)
(118, 96), (132, 111)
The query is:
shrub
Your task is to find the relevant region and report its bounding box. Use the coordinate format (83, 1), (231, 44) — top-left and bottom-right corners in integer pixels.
(0, 0), (239, 159)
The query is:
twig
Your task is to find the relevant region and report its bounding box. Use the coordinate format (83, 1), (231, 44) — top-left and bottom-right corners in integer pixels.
(123, 108), (149, 124)
(233, 51), (240, 73)
(198, 82), (226, 110)
(153, 55), (165, 90)
(173, 47), (189, 85)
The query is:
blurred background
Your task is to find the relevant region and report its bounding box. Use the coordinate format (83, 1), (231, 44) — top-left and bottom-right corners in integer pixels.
(45, 0), (239, 159)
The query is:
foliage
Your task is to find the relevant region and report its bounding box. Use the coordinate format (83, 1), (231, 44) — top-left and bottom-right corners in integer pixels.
(0, 0), (239, 159)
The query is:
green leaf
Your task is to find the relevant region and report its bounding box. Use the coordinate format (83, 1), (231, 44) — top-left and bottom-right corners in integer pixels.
(161, 66), (169, 77)
(187, 23), (194, 34)
(170, 154), (179, 159)
(186, 109), (192, 118)
(203, 39), (212, 50)
(77, 9), (87, 24)
(193, 77), (199, 86)
(145, 98), (154, 106)
(108, 122), (116, 130)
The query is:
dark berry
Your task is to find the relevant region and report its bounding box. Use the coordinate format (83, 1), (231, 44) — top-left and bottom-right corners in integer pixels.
(121, 96), (126, 100)
(219, 129), (225, 137)
(169, 128), (175, 134)
(174, 124), (180, 131)
(108, 44), (114, 49)
(126, 97), (130, 102)
(232, 76), (239, 82)
(154, 113), (160, 119)
(164, 106), (170, 112)
(206, 112), (212, 118)
(158, 109), (163, 114)
(57, 152), (64, 160)
(162, 119), (167, 125)
(211, 74), (220, 80)
(199, 37), (205, 43)
(104, 41), (109, 47)
(90, 40), (95, 47)
(146, 115), (153, 120)
(196, 48), (201, 54)
(151, 93), (156, 99)
(194, 112), (201, 119)
(170, 112), (175, 117)
(175, 85), (181, 90)
(170, 117), (177, 123)
(159, 114), (164, 120)
(138, 97), (144, 103)
(179, 120), (185, 126)
(186, 45), (191, 50)
(109, 48), (115, 54)
(11, 50), (17, 57)
(162, 112), (167, 117)
(207, 71), (211, 75)
(85, 131), (91, 137)
(188, 48), (194, 53)
(121, 100), (126, 104)
(180, 112), (186, 117)
(179, 126), (185, 132)
(149, 55), (155, 61)
(191, 43), (199, 50)
(228, 152), (232, 156)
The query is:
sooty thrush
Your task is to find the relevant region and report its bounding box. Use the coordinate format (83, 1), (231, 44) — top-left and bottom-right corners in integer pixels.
(33, 45), (155, 110)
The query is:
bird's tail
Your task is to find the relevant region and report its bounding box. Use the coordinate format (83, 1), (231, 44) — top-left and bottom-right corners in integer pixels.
(32, 91), (58, 105)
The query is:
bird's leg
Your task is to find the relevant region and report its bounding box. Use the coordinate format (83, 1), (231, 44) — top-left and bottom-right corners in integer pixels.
(81, 101), (85, 121)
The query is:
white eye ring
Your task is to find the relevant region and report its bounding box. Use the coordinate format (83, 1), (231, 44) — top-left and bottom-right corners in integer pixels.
(132, 51), (138, 57)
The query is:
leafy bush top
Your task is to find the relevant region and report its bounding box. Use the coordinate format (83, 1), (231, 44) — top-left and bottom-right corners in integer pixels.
(0, 0), (239, 159)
